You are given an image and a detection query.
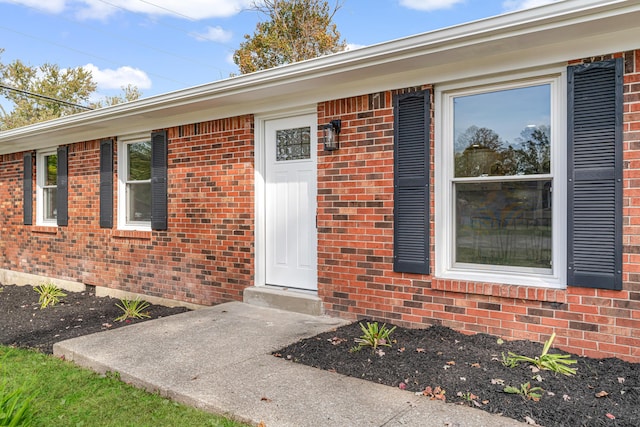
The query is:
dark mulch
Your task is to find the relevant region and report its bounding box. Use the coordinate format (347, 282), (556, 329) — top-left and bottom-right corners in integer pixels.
(276, 320), (640, 427)
(0, 284), (188, 354)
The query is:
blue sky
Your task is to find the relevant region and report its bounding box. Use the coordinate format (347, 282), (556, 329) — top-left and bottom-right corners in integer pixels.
(0, 0), (561, 105)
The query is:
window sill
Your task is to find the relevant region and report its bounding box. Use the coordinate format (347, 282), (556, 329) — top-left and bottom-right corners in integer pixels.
(112, 230), (152, 240)
(432, 277), (567, 303)
(31, 226), (58, 234)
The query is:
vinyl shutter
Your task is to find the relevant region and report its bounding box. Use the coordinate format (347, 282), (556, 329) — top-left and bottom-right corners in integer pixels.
(100, 139), (113, 228)
(151, 130), (168, 231)
(23, 152), (33, 225)
(567, 58), (623, 290)
(56, 146), (68, 226)
(393, 90), (430, 274)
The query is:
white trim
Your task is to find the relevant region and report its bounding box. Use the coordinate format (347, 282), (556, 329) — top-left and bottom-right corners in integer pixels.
(118, 132), (149, 143)
(117, 136), (152, 232)
(35, 149), (58, 227)
(435, 71), (566, 289)
(254, 107), (316, 289)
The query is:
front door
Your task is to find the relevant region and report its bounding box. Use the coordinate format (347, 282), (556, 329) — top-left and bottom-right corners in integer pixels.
(265, 115), (318, 291)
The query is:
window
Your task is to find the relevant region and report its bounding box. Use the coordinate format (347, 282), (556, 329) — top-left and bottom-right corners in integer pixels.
(36, 150), (58, 225)
(436, 75), (566, 288)
(117, 131), (168, 231)
(393, 61), (620, 290)
(118, 138), (152, 230)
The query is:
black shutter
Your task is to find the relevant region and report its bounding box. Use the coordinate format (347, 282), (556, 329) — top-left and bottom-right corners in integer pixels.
(56, 146), (68, 226)
(23, 152), (33, 225)
(393, 90), (430, 274)
(567, 58), (623, 290)
(99, 139), (113, 228)
(151, 130), (168, 231)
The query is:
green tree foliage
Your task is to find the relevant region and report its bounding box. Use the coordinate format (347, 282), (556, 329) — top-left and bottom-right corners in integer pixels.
(99, 84), (143, 107)
(0, 49), (141, 130)
(233, 0), (346, 74)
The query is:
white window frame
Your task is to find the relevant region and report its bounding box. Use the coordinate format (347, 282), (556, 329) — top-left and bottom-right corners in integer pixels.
(117, 134), (152, 231)
(36, 149), (58, 226)
(435, 71), (567, 289)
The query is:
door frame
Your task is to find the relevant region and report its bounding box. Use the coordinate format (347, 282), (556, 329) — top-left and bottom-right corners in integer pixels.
(254, 107), (318, 290)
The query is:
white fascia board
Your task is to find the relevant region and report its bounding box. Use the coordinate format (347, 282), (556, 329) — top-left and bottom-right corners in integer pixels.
(0, 0), (638, 154)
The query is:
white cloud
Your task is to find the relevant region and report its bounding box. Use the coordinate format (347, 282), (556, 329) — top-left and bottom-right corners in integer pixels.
(399, 0), (464, 12)
(502, 0), (562, 12)
(3, 0), (251, 20)
(0, 0), (66, 13)
(83, 64), (152, 90)
(190, 26), (233, 43)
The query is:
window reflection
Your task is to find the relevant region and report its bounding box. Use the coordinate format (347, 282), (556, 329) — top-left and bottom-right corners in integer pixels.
(453, 84), (552, 270)
(126, 141), (152, 224)
(454, 85), (550, 177)
(456, 181), (552, 269)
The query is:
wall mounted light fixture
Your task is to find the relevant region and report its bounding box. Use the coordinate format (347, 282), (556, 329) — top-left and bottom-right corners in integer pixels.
(323, 119), (341, 151)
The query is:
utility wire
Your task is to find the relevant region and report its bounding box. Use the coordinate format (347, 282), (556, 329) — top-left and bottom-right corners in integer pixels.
(0, 83), (94, 110)
(91, 0), (231, 64)
(134, 0), (198, 21)
(0, 24), (190, 86)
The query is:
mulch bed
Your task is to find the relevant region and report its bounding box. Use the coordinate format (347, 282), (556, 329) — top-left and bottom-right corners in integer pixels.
(275, 320), (640, 427)
(3, 283), (640, 426)
(0, 284), (188, 354)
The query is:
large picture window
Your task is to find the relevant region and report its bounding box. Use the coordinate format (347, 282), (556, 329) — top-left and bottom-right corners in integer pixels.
(436, 75), (566, 287)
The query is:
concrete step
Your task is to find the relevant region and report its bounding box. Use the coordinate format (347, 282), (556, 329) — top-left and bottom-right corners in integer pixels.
(243, 286), (323, 316)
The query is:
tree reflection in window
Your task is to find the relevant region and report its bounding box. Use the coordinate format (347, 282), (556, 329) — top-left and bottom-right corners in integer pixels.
(455, 125), (550, 177)
(452, 84), (552, 270)
(126, 141), (151, 223)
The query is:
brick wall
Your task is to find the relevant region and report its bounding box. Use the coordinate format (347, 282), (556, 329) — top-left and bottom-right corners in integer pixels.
(1, 48), (639, 361)
(318, 50), (640, 363)
(0, 115), (255, 306)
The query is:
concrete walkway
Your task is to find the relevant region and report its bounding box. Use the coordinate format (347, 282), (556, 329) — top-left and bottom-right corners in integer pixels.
(54, 302), (525, 426)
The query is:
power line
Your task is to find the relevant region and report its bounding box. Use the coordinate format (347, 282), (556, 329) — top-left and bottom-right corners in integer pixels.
(0, 83), (94, 110)
(0, 24), (190, 86)
(133, 0), (198, 21)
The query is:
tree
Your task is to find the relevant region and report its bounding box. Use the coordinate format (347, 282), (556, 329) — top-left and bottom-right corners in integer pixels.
(96, 84), (143, 108)
(0, 49), (141, 130)
(514, 125), (550, 175)
(233, 0), (346, 74)
(454, 126), (511, 177)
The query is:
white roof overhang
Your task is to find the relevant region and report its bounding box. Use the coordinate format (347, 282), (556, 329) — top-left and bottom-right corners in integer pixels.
(1, 0), (639, 154)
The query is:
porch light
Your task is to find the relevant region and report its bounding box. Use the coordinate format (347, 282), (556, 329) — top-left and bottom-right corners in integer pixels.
(323, 120), (341, 151)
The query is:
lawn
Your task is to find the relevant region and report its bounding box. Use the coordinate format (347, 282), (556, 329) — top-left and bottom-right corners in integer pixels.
(1, 345), (249, 427)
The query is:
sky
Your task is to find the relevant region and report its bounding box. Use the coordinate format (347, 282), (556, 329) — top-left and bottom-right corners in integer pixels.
(0, 0), (562, 106)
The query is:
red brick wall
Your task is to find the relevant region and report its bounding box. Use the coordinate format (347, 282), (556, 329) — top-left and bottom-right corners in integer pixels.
(318, 50), (640, 363)
(0, 115), (255, 306)
(1, 48), (639, 361)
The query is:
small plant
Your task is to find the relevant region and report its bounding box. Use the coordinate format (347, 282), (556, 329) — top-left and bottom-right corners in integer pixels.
(456, 391), (477, 405)
(501, 351), (518, 368)
(115, 298), (151, 322)
(33, 282), (66, 309)
(504, 382), (543, 401)
(351, 321), (396, 352)
(502, 333), (577, 376)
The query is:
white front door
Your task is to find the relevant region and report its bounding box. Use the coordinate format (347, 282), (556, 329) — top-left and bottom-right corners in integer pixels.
(265, 115), (318, 291)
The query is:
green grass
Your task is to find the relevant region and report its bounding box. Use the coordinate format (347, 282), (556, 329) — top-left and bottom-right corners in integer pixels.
(0, 346), (249, 427)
